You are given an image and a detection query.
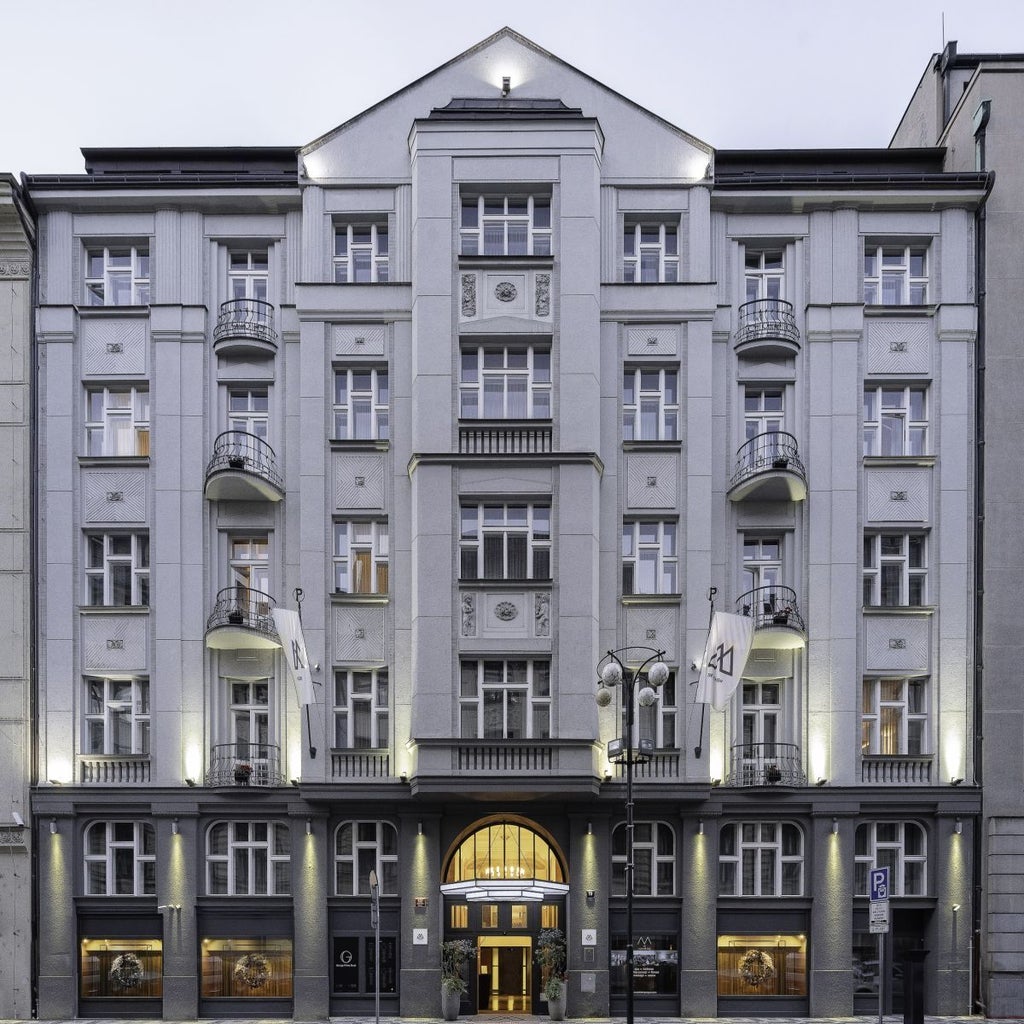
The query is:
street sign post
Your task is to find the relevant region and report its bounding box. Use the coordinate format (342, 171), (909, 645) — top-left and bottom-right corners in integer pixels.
(869, 867), (890, 1024)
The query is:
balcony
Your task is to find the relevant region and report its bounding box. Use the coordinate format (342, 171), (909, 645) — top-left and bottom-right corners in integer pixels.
(205, 587), (281, 650)
(734, 298), (800, 357)
(213, 298), (277, 357)
(459, 420), (552, 455)
(736, 586), (807, 650)
(331, 749), (392, 780)
(79, 755), (151, 785)
(726, 742), (806, 787)
(204, 430), (284, 502)
(205, 742), (284, 788)
(728, 431), (807, 502)
(861, 755), (933, 785)
(608, 749), (681, 780)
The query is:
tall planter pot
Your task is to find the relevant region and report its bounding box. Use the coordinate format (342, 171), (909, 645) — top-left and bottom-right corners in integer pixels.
(545, 981), (566, 1020)
(441, 985), (462, 1021)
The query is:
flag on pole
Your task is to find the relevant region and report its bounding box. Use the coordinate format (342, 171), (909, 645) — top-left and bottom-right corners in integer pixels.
(693, 611), (755, 710)
(271, 608), (316, 706)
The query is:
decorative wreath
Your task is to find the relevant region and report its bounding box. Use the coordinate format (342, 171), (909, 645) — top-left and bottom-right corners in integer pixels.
(109, 952), (143, 989)
(739, 948), (775, 987)
(233, 952), (270, 990)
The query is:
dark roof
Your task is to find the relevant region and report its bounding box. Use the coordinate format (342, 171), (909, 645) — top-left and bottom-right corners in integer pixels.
(427, 97), (586, 120)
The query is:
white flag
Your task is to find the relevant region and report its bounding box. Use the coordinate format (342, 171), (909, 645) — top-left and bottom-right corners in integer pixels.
(693, 611), (755, 711)
(271, 608), (316, 706)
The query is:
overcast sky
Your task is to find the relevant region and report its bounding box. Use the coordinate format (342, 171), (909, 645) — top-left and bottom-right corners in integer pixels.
(4, 0), (1023, 176)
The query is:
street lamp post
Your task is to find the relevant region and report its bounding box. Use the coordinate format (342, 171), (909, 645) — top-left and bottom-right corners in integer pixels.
(595, 646), (669, 1024)
(369, 868), (380, 1024)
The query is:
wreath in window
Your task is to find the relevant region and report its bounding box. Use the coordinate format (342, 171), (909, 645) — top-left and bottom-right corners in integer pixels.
(233, 952), (270, 990)
(739, 948), (775, 987)
(109, 952), (143, 989)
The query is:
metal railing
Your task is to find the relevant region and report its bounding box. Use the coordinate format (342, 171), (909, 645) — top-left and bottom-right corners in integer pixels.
(459, 422), (553, 454)
(213, 298), (277, 349)
(205, 430), (283, 491)
(861, 755), (933, 784)
(206, 587), (279, 642)
(610, 750), (681, 780)
(79, 755), (151, 784)
(735, 298), (799, 347)
(205, 742), (284, 787)
(730, 431), (806, 490)
(726, 742), (806, 786)
(331, 749), (392, 779)
(735, 585), (806, 634)
(455, 742), (554, 772)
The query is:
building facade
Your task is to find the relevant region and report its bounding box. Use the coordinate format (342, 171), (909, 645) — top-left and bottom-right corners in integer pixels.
(26, 29), (985, 1020)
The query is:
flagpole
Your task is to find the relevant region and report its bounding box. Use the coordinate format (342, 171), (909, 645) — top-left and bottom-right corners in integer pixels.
(693, 587), (717, 758)
(294, 587), (317, 759)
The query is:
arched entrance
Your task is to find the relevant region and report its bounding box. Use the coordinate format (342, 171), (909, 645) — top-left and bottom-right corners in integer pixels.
(440, 816), (569, 1014)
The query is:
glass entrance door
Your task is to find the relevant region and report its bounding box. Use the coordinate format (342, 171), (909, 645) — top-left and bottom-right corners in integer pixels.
(477, 936), (531, 1013)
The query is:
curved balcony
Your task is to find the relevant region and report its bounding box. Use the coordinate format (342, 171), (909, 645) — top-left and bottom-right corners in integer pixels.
(726, 742), (806, 787)
(734, 298), (800, 358)
(736, 585), (807, 650)
(728, 431), (807, 502)
(205, 587), (281, 650)
(204, 430), (284, 502)
(205, 742), (284, 788)
(212, 298), (278, 357)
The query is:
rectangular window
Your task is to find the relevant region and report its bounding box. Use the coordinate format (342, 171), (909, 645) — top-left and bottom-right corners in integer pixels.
(863, 384), (928, 456)
(863, 532), (927, 606)
(228, 388), (269, 439)
(611, 932), (678, 994)
(861, 677), (928, 755)
(80, 939), (162, 999)
(633, 669), (677, 748)
(228, 250), (269, 301)
(623, 222), (679, 283)
(333, 367), (389, 440)
(460, 503), (550, 580)
(86, 245), (150, 306)
(622, 521), (678, 594)
(744, 249), (784, 302)
(85, 677), (150, 755)
(334, 668), (389, 748)
(460, 345), (551, 419)
(864, 244), (928, 305)
(331, 935), (397, 994)
(717, 933), (807, 995)
(623, 367), (678, 441)
(460, 195), (551, 256)
(86, 385), (150, 456)
(460, 660), (550, 739)
(85, 533), (150, 606)
(201, 938), (293, 996)
(334, 224), (389, 283)
(334, 521), (389, 594)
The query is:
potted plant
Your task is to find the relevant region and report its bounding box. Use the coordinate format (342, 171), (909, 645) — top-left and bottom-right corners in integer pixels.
(534, 927), (567, 1020)
(441, 938), (476, 1020)
(233, 762), (253, 785)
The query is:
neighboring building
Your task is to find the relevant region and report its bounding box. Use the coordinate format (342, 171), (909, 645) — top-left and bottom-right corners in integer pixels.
(0, 172), (35, 1019)
(25, 29), (986, 1020)
(893, 42), (1024, 1018)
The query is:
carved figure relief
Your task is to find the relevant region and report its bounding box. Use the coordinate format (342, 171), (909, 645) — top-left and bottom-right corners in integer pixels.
(461, 274), (477, 317)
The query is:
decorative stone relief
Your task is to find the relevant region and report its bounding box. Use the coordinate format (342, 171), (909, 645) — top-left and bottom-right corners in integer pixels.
(0, 261), (30, 278)
(494, 281), (518, 303)
(495, 601), (518, 621)
(461, 274), (477, 317)
(536, 274), (550, 317)
(535, 594), (550, 637)
(461, 594), (476, 636)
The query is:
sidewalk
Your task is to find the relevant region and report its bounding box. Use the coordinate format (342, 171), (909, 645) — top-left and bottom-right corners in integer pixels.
(5, 1015), (1023, 1024)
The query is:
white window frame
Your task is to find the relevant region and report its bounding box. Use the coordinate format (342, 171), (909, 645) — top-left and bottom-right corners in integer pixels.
(85, 532), (150, 606)
(632, 669), (678, 749)
(84, 676), (150, 755)
(718, 821), (804, 896)
(459, 659), (551, 740)
(229, 678), (272, 757)
(459, 344), (551, 420)
(227, 387), (269, 440)
(863, 532), (927, 607)
(84, 821), (155, 895)
(622, 520), (678, 595)
(744, 249), (784, 302)
(861, 677), (929, 756)
(85, 245), (150, 306)
(459, 503), (551, 581)
(864, 244), (929, 305)
(334, 668), (390, 749)
(228, 250), (269, 302)
(333, 367), (389, 440)
(460, 194), (552, 256)
(854, 821), (927, 896)
(623, 222), (679, 283)
(206, 820), (291, 896)
(333, 521), (389, 595)
(334, 820), (398, 896)
(86, 385), (150, 457)
(611, 820), (675, 896)
(863, 384), (928, 457)
(333, 224), (389, 283)
(742, 535), (782, 594)
(744, 388), (784, 441)
(623, 367), (678, 441)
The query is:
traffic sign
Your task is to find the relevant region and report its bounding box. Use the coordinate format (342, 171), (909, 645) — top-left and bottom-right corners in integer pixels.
(870, 867), (889, 902)
(870, 901), (889, 924)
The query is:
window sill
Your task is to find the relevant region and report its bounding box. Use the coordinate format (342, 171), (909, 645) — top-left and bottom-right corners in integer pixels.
(863, 304), (936, 317)
(331, 591), (390, 605)
(458, 254), (554, 268)
(75, 304), (151, 317)
(621, 592), (682, 605)
(622, 439), (682, 451)
(862, 455), (935, 468)
(79, 605), (151, 615)
(861, 605), (934, 616)
(78, 455), (151, 467)
(458, 578), (552, 590)
(328, 438), (390, 452)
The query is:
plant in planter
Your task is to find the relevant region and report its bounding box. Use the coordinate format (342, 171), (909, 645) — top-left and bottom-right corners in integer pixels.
(441, 938), (476, 1020)
(234, 762), (253, 784)
(534, 927), (568, 1019)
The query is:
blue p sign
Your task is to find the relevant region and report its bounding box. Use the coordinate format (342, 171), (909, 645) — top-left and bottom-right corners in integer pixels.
(870, 867), (889, 901)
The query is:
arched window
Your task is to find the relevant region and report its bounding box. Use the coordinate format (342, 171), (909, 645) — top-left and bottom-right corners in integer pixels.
(206, 820), (291, 895)
(612, 821), (675, 896)
(854, 821), (926, 895)
(84, 820), (155, 895)
(718, 821), (803, 896)
(335, 820), (398, 895)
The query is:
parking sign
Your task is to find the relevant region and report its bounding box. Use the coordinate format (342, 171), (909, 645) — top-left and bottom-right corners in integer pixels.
(870, 867), (889, 902)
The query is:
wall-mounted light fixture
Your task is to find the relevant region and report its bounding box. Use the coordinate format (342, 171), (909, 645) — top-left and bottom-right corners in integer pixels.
(290, 778), (299, 787)
(400, 771), (408, 783)
(831, 817), (839, 835)
(587, 821), (593, 836)
(306, 817), (313, 836)
(816, 777), (828, 786)
(48, 779), (63, 787)
(171, 818), (179, 836)
(185, 778), (196, 787)
(586, 889), (596, 900)
(417, 821), (423, 836)
(954, 817), (963, 835)
(950, 776), (965, 786)
(711, 777), (721, 787)
(49, 818), (57, 835)
(501, 76), (511, 97)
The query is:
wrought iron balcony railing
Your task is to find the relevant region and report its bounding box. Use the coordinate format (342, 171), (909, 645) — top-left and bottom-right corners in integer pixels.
(729, 431), (807, 501)
(205, 741), (284, 788)
(736, 585), (807, 649)
(726, 742), (805, 787)
(459, 421), (553, 454)
(735, 298), (800, 354)
(212, 298), (278, 355)
(205, 587), (281, 649)
(204, 429), (284, 501)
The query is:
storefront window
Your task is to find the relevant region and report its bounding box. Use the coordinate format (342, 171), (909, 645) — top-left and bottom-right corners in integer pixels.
(332, 936), (397, 994)
(80, 938), (162, 998)
(200, 938), (293, 997)
(717, 933), (806, 996)
(610, 934), (678, 995)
